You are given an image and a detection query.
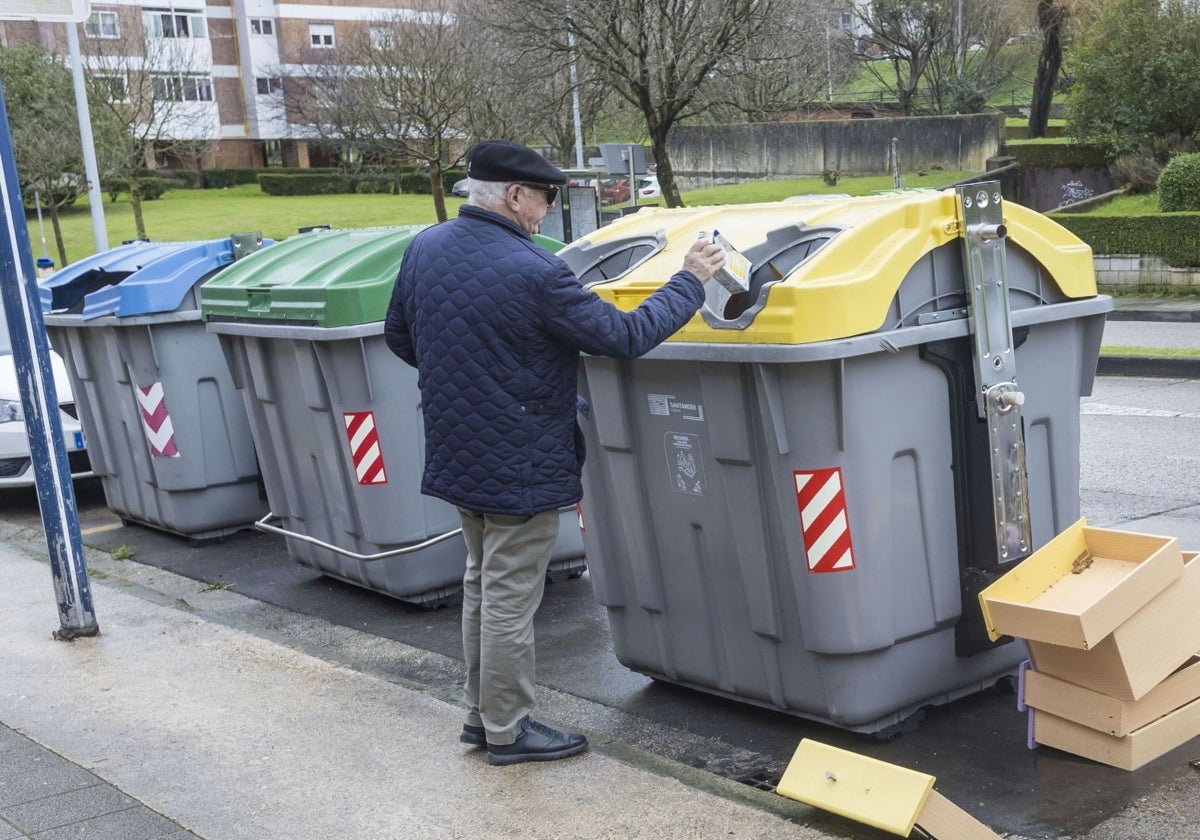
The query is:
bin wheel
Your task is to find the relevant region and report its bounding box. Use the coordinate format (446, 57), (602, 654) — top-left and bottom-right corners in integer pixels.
(873, 709), (925, 741)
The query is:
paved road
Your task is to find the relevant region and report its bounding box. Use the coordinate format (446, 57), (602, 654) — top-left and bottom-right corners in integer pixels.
(2, 374), (1199, 839)
(1102, 320), (1200, 350)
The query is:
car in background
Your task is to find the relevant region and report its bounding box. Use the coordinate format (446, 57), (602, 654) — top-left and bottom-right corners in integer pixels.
(599, 177), (630, 204)
(451, 178), (470, 198)
(0, 304), (92, 488)
(637, 174), (661, 200)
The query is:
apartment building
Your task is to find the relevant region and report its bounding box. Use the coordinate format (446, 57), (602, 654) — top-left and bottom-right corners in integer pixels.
(0, 1), (424, 169)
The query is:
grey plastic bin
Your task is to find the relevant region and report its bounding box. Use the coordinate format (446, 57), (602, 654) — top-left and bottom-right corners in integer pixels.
(563, 187), (1112, 732)
(39, 237), (269, 540)
(200, 227), (586, 605)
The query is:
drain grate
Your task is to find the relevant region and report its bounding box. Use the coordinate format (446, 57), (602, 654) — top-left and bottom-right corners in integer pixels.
(736, 770), (782, 793)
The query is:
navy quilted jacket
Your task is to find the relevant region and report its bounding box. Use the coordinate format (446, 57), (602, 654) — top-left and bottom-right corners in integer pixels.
(384, 205), (705, 516)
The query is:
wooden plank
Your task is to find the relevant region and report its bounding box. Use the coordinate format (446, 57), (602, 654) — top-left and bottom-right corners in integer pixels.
(1025, 657), (1200, 736)
(915, 789), (1002, 840)
(1033, 695), (1200, 771)
(775, 739), (933, 836)
(979, 520), (1182, 648)
(1028, 553), (1200, 701)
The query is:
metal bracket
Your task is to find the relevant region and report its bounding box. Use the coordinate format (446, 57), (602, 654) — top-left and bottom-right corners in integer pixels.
(957, 183), (1031, 565)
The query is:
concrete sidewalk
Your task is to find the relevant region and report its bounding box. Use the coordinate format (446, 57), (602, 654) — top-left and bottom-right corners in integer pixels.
(0, 538), (834, 840)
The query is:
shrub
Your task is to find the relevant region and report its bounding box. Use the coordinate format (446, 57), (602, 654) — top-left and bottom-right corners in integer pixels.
(1052, 213), (1200, 267)
(355, 175), (395, 194)
(258, 173), (353, 196)
(1110, 148), (1162, 195)
(441, 168), (466, 195)
(1157, 153), (1200, 212)
(398, 171), (432, 194)
(131, 177), (176, 201)
(201, 168), (267, 189)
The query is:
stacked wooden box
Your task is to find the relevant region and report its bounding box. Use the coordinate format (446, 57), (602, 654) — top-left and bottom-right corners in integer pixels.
(979, 518), (1200, 770)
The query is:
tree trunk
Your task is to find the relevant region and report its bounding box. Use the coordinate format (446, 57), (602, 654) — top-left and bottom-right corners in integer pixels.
(650, 131), (681, 208)
(1029, 0), (1064, 139)
(49, 204), (68, 267)
(429, 159), (447, 223)
(130, 184), (147, 241)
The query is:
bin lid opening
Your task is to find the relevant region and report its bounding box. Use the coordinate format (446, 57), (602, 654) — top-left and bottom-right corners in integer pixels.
(557, 231), (666, 287)
(702, 224), (839, 329)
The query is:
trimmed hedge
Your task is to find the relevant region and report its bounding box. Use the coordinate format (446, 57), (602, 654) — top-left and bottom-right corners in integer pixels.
(201, 168), (267, 189)
(441, 168), (466, 195)
(1158, 153), (1200, 212)
(1003, 141), (1108, 168)
(258, 173), (353, 196)
(398, 171), (432, 194)
(1051, 213), (1200, 267)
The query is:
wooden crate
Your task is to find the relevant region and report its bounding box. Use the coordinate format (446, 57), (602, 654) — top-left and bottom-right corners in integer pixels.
(978, 519), (1182, 649)
(1026, 552), (1200, 700)
(1025, 656), (1200, 737)
(1032, 693), (1200, 771)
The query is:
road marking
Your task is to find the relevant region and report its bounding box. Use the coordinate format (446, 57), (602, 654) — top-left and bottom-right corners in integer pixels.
(81, 522), (124, 535)
(1082, 402), (1200, 419)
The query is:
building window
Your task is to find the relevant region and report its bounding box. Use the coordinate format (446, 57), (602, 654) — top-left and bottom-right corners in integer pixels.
(369, 26), (395, 50)
(151, 73), (214, 102)
(250, 18), (274, 36)
(84, 10), (119, 38)
(94, 74), (128, 101)
(255, 77), (282, 95)
(839, 12), (853, 30)
(309, 23), (335, 48)
(143, 8), (207, 39)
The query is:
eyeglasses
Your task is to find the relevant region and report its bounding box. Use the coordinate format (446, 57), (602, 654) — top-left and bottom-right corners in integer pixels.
(518, 183), (559, 206)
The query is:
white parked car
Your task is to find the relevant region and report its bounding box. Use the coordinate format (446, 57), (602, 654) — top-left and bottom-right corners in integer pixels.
(637, 174), (661, 200)
(0, 306), (92, 488)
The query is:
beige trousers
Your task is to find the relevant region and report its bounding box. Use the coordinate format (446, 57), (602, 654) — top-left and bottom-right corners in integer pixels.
(458, 508), (560, 745)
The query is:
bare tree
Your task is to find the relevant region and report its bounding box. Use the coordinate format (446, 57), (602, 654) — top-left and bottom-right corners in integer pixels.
(923, 0), (1027, 115)
(476, 0), (796, 207)
(288, 0), (514, 222)
(849, 0), (952, 115)
(0, 43), (83, 266)
(704, 0), (849, 123)
(80, 6), (220, 240)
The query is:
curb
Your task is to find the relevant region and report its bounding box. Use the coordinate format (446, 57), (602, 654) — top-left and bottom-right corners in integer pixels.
(1097, 355), (1200, 379)
(1107, 309), (1200, 323)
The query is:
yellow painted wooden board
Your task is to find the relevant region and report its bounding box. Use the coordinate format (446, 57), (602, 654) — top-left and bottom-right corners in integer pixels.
(978, 518), (1183, 648)
(776, 739), (933, 836)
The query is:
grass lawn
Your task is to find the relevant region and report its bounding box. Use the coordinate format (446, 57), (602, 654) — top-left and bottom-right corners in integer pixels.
(34, 171), (978, 264)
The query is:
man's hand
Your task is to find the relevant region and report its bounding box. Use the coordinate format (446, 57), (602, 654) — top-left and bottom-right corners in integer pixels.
(681, 238), (726, 284)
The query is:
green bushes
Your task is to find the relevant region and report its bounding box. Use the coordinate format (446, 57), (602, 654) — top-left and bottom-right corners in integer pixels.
(397, 171), (431, 194)
(258, 173), (353, 196)
(1003, 141), (1108, 168)
(201, 168), (267, 189)
(1157, 153), (1200, 212)
(102, 175), (179, 202)
(1052, 213), (1200, 267)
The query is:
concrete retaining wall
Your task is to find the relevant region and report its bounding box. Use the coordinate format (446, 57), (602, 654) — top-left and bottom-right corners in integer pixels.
(1094, 255), (1200, 291)
(668, 113), (1005, 186)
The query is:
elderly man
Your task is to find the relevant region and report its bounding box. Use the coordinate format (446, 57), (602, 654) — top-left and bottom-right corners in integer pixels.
(384, 139), (724, 766)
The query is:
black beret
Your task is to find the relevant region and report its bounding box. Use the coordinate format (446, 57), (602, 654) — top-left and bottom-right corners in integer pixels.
(466, 140), (567, 185)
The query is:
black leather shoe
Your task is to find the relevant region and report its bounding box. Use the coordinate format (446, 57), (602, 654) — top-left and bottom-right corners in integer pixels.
(460, 724), (485, 747)
(486, 717), (588, 766)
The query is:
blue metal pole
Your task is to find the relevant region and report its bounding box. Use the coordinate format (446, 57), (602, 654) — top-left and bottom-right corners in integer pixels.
(0, 81), (98, 640)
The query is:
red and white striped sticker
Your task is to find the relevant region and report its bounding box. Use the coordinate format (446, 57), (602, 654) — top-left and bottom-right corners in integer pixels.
(344, 411), (387, 485)
(794, 468), (855, 573)
(135, 382), (178, 457)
